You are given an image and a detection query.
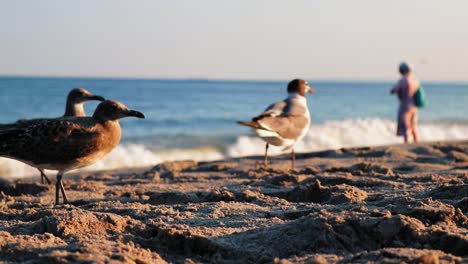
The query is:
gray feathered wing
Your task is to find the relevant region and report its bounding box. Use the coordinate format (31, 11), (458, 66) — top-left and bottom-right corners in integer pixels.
(238, 97), (309, 139)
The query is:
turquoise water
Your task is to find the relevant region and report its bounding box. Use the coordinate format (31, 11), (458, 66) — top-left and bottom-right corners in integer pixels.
(0, 76), (467, 177)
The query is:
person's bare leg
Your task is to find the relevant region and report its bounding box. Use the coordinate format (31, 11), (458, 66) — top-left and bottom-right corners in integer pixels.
(412, 129), (419, 143)
(264, 143), (269, 168)
(412, 109), (419, 143)
(403, 111), (411, 143)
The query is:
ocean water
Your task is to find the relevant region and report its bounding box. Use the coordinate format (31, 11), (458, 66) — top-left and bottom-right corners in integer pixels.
(0, 77), (467, 178)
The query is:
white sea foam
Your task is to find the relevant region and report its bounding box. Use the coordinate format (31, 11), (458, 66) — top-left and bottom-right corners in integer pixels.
(0, 144), (223, 179)
(1, 118), (467, 179)
(226, 118), (468, 157)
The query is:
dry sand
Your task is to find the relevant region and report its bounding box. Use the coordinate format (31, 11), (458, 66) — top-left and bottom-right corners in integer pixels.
(0, 141), (467, 263)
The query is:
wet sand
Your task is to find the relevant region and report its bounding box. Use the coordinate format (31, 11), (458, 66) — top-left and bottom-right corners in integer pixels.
(0, 141), (467, 263)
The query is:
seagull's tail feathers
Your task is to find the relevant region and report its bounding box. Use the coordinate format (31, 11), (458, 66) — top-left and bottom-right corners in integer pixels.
(237, 121), (262, 129)
(0, 118), (29, 129)
(0, 127), (24, 155)
(0, 124), (15, 129)
(0, 127), (25, 142)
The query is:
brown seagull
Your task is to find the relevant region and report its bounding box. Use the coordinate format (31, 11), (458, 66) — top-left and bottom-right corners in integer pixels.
(238, 79), (315, 169)
(0, 88), (105, 184)
(0, 100), (144, 205)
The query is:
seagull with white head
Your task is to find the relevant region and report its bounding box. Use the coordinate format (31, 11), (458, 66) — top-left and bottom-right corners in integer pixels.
(238, 79), (315, 169)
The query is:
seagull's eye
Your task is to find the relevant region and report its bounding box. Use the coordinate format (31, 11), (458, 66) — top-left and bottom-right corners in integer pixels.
(111, 104), (119, 110)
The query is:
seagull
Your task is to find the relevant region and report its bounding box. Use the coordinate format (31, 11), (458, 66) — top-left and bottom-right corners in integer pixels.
(63, 88), (105, 117)
(0, 100), (145, 205)
(238, 79), (315, 169)
(0, 88), (105, 184)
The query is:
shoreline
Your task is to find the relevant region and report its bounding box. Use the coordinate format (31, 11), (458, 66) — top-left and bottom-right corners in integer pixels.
(3, 139), (468, 181)
(0, 141), (467, 263)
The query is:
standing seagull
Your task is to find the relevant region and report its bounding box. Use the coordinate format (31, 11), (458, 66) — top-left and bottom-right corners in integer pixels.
(238, 79), (315, 169)
(0, 100), (144, 205)
(1, 88), (105, 184)
(47, 88), (105, 183)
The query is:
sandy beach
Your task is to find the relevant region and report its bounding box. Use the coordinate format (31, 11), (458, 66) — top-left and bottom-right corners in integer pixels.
(0, 141), (467, 263)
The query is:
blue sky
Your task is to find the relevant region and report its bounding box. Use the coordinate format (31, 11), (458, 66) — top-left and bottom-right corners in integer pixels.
(1, 0), (467, 81)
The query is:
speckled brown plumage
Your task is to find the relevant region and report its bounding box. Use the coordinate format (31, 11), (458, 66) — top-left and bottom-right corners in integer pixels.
(0, 88), (104, 185)
(0, 117), (119, 171)
(0, 100), (144, 204)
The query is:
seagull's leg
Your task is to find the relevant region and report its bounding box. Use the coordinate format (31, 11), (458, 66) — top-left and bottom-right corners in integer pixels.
(55, 172), (61, 205)
(264, 143), (269, 169)
(55, 171), (68, 205)
(59, 175), (69, 204)
(291, 148), (295, 170)
(38, 169), (52, 184)
(39, 169), (45, 184)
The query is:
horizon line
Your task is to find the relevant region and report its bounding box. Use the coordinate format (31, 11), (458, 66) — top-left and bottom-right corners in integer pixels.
(1, 74), (467, 85)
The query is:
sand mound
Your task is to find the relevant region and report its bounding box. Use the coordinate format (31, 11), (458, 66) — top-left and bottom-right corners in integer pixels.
(270, 180), (368, 204)
(0, 141), (467, 263)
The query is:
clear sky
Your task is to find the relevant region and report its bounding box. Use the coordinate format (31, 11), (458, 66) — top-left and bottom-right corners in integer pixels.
(1, 0), (467, 81)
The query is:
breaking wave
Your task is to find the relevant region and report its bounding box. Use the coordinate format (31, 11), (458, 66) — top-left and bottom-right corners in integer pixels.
(227, 118), (468, 157)
(1, 118), (467, 179)
(0, 145), (223, 179)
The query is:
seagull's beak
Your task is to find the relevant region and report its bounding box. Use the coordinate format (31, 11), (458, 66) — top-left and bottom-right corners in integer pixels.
(87, 94), (105, 101)
(126, 109), (145, 119)
(307, 86), (316, 94)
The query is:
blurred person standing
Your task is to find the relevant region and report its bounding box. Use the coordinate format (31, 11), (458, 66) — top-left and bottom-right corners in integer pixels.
(391, 62), (420, 143)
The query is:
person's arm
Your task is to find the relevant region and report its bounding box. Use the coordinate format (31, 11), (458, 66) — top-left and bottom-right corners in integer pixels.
(390, 81), (401, 94)
(391, 78), (407, 95)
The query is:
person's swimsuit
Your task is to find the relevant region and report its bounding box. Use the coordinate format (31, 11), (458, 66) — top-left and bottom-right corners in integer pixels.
(396, 79), (418, 136)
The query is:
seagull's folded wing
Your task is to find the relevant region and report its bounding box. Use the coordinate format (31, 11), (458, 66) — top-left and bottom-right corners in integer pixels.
(0, 118), (100, 164)
(256, 115), (309, 140)
(262, 100), (288, 117)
